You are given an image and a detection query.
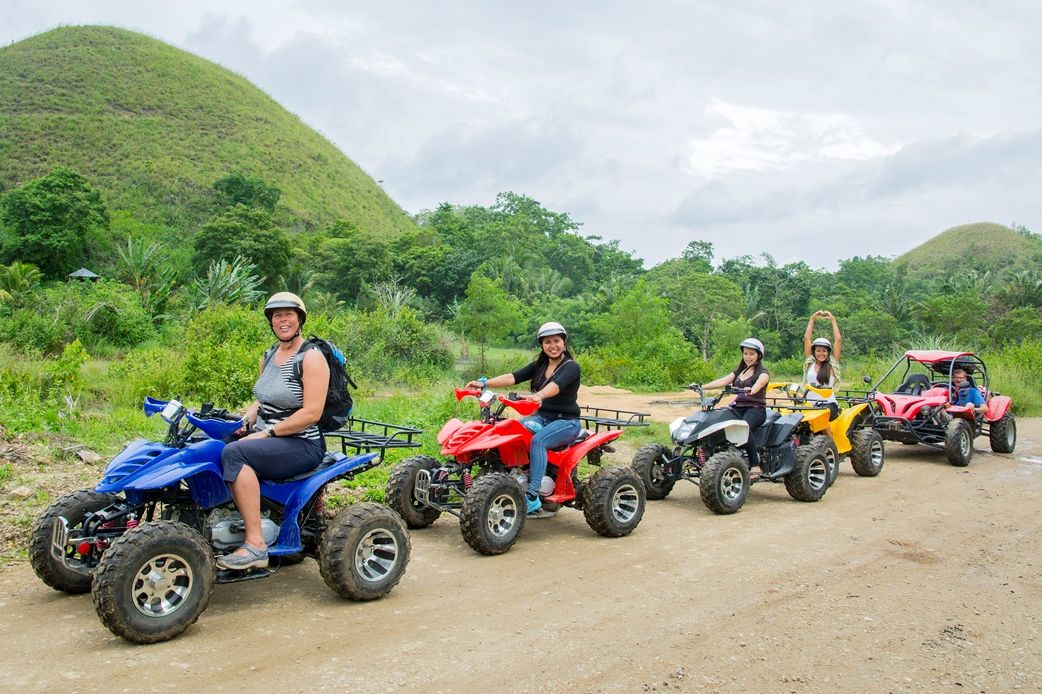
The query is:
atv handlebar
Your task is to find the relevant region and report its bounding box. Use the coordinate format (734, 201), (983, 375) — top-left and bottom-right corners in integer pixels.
(143, 397), (245, 446)
(454, 387), (541, 417)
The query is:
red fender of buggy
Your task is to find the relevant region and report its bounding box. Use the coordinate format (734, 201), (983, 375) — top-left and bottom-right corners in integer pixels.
(544, 430), (623, 503)
(986, 395), (1012, 420)
(872, 393), (948, 419)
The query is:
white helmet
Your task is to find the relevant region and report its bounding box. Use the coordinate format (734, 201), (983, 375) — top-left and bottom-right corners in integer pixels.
(739, 337), (764, 358)
(537, 321), (567, 340)
(811, 337), (832, 351)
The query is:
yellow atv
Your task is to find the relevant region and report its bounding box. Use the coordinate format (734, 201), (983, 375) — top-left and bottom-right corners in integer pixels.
(766, 382), (885, 486)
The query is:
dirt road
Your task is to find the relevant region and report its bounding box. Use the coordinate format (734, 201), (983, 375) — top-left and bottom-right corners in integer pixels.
(2, 391), (1041, 693)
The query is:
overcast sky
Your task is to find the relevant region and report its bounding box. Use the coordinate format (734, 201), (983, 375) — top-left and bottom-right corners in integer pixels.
(3, 1), (1042, 269)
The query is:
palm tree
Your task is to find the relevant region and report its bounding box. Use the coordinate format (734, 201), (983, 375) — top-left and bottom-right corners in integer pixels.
(367, 276), (417, 318)
(189, 256), (264, 311)
(0, 261), (43, 307)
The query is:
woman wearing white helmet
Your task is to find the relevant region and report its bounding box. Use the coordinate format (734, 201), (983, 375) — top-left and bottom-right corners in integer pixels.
(804, 310), (843, 407)
(466, 321), (581, 516)
(217, 291), (330, 570)
(699, 338), (771, 474)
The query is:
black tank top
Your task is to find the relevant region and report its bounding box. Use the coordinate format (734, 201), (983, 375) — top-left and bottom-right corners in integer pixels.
(732, 364), (768, 408)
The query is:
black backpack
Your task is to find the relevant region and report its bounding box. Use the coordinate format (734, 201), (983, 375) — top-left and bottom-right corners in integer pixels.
(263, 336), (356, 432)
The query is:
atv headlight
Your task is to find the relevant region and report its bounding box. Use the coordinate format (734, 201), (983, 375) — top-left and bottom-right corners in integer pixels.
(669, 416), (694, 441)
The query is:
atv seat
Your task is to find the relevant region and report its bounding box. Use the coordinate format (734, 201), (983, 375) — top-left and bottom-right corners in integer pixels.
(549, 429), (589, 452)
(274, 452), (340, 482)
(895, 373), (931, 396)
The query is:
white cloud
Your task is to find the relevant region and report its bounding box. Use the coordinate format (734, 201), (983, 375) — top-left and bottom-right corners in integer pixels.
(3, 1), (1042, 270)
(684, 101), (900, 178)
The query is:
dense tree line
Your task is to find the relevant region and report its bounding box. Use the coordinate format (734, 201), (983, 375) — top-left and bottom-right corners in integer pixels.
(2, 166), (1042, 376)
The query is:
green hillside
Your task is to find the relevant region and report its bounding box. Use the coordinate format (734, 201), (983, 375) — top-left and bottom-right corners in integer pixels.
(0, 25), (414, 236)
(895, 222), (1042, 277)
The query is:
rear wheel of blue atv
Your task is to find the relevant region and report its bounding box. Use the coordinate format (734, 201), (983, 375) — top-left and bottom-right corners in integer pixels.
(385, 454), (442, 529)
(320, 503), (410, 600)
(460, 472), (526, 555)
(699, 450), (749, 515)
(92, 521), (215, 644)
(945, 419), (973, 467)
(29, 489), (120, 594)
(631, 443), (676, 500)
(582, 465), (646, 537)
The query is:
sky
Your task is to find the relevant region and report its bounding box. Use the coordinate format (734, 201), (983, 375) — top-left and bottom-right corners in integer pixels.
(3, 1), (1042, 270)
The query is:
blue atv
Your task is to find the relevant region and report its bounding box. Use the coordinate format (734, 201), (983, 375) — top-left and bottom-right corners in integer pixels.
(28, 397), (412, 644)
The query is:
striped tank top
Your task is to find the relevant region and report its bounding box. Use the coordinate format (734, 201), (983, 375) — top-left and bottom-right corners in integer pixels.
(253, 348), (322, 442)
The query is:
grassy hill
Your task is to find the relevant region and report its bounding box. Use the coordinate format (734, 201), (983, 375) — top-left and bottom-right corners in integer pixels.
(0, 25), (415, 237)
(895, 222), (1042, 278)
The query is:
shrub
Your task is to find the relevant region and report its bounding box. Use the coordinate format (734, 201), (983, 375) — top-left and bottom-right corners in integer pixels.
(0, 280), (152, 355)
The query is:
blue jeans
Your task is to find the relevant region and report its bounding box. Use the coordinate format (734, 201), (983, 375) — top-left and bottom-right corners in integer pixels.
(524, 415), (582, 497)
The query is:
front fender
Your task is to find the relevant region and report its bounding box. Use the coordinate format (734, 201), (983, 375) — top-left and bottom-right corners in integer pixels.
(986, 395), (1012, 421)
(831, 402), (869, 453)
(96, 439), (231, 509)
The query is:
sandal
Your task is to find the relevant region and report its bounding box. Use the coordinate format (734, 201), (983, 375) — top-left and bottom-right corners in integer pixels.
(216, 542), (269, 570)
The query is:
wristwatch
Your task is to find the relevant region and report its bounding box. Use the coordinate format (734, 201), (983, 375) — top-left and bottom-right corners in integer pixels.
(264, 424), (277, 438)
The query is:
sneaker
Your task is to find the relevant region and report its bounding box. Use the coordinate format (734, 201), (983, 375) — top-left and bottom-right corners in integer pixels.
(216, 543), (269, 570)
(525, 493), (542, 515)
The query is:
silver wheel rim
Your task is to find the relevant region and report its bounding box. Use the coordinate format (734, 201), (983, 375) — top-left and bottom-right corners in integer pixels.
(823, 448), (837, 478)
(611, 483), (641, 523)
(486, 493), (519, 537)
(958, 429), (971, 456)
(1007, 420), (1016, 448)
(808, 457), (828, 491)
(870, 440), (884, 467)
(720, 467), (744, 502)
(355, 528), (400, 583)
(132, 554), (194, 618)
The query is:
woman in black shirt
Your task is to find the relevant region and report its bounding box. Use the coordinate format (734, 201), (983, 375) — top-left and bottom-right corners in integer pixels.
(701, 338), (770, 474)
(466, 321), (581, 516)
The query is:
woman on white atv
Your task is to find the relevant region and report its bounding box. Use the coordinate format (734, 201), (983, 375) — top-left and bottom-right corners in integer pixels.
(697, 338), (770, 475)
(466, 321), (581, 516)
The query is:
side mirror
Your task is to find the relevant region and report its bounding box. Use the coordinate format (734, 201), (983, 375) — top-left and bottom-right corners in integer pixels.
(862, 375), (872, 384)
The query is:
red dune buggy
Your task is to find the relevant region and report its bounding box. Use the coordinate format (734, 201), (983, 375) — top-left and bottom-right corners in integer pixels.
(858, 350), (1016, 466)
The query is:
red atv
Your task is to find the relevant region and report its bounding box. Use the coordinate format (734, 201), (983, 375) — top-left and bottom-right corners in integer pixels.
(859, 350), (1016, 466)
(385, 387), (648, 555)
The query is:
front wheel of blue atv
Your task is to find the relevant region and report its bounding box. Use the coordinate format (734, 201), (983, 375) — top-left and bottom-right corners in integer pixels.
(319, 503), (410, 600)
(92, 520), (215, 644)
(29, 489), (120, 594)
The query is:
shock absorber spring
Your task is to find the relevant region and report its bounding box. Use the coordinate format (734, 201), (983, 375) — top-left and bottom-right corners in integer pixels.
(462, 468), (473, 490)
(697, 447), (707, 464)
(126, 515), (139, 530)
